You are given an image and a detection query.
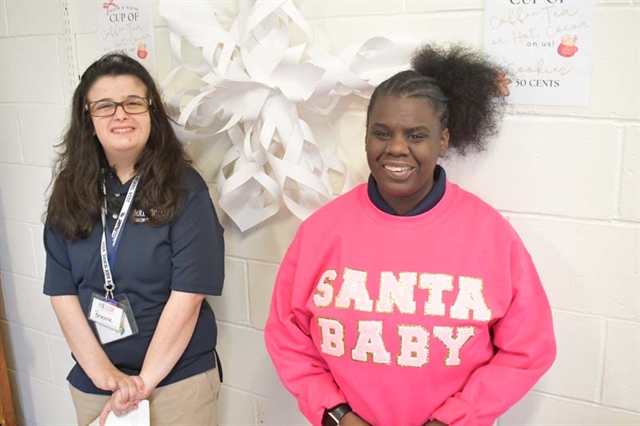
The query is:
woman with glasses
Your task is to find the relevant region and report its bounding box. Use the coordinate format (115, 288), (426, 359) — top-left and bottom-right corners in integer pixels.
(43, 52), (225, 425)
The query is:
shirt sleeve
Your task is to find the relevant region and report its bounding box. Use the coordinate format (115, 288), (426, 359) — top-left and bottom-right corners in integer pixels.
(170, 187), (225, 295)
(430, 236), (557, 426)
(43, 226), (78, 296)
(264, 229), (347, 426)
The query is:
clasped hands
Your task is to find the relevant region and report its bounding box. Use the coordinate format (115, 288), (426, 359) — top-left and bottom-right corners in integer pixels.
(338, 413), (446, 426)
(97, 371), (151, 426)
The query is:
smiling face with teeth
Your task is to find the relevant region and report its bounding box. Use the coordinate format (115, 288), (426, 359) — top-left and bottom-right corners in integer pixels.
(366, 94), (449, 215)
(87, 74), (151, 176)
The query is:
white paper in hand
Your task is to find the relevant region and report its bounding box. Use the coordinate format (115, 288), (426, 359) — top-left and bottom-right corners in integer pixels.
(89, 400), (150, 426)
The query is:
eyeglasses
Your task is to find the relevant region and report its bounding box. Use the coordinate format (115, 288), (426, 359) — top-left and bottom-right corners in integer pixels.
(86, 96), (152, 117)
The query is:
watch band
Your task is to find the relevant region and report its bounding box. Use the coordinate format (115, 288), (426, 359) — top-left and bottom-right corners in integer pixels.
(323, 403), (352, 426)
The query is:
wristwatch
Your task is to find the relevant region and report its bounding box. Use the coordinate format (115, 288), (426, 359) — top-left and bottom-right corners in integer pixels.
(322, 403), (352, 426)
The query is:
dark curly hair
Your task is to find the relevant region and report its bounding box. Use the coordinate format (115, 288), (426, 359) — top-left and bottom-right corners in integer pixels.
(46, 52), (191, 240)
(367, 44), (506, 155)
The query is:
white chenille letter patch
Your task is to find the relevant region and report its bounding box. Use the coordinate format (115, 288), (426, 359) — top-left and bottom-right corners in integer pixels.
(397, 325), (429, 367)
(335, 268), (373, 312)
(433, 326), (475, 366)
(420, 273), (454, 317)
(450, 276), (492, 321)
(313, 270), (337, 308)
(318, 318), (345, 357)
(351, 321), (391, 364)
(377, 272), (417, 314)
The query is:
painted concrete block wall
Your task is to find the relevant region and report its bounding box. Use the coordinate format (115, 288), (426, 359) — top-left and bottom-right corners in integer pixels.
(0, 0), (638, 425)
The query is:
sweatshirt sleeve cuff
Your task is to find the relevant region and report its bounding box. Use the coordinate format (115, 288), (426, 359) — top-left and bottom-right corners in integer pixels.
(430, 395), (477, 426)
(307, 389), (347, 426)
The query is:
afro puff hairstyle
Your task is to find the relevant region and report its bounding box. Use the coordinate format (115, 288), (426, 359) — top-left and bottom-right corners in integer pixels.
(367, 44), (507, 155)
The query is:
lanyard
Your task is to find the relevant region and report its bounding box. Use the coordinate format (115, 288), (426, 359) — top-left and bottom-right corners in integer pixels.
(100, 175), (140, 299)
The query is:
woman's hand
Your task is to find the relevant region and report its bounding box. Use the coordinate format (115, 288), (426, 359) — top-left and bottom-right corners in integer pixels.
(98, 395), (137, 426)
(97, 374), (147, 426)
(98, 398), (116, 426)
(98, 392), (140, 426)
(340, 412), (371, 426)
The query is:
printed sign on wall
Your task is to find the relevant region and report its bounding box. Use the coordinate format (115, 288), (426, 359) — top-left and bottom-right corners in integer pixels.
(98, 0), (156, 75)
(484, 0), (596, 106)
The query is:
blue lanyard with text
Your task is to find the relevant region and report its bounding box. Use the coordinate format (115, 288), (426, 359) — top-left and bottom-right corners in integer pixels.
(100, 175), (140, 299)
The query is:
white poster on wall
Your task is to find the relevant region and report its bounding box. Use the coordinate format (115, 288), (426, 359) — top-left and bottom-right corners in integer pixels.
(98, 0), (156, 76)
(483, 0), (596, 106)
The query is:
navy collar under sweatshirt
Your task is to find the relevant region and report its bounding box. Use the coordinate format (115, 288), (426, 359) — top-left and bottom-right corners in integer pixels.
(367, 164), (446, 216)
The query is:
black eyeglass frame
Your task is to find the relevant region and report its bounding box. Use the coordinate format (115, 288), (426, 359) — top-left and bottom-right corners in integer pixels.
(84, 96), (152, 117)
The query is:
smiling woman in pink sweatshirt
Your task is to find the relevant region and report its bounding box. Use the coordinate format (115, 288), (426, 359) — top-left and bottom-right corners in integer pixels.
(265, 44), (556, 426)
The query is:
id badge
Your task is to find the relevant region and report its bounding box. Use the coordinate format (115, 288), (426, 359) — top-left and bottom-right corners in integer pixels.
(90, 293), (139, 345)
(89, 293), (123, 330)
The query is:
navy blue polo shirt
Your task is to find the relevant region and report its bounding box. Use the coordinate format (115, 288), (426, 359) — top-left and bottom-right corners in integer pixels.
(368, 164), (446, 216)
(43, 166), (225, 394)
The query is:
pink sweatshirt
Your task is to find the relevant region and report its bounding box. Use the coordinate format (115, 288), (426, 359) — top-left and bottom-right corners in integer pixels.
(265, 181), (556, 426)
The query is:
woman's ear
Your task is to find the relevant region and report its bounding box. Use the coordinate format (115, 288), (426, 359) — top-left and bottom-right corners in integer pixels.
(439, 128), (450, 158)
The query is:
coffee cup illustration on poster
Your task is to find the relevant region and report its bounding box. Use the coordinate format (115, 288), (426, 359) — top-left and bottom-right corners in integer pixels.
(97, 0), (156, 76)
(483, 0), (596, 106)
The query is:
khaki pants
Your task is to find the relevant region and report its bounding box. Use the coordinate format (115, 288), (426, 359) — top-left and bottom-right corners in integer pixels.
(69, 368), (220, 426)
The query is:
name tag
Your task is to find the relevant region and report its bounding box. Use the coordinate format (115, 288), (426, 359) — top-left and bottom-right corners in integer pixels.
(95, 312), (134, 344)
(89, 296), (124, 331)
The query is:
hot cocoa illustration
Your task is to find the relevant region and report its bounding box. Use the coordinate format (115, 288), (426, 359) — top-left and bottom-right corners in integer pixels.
(137, 42), (148, 59)
(557, 35), (578, 58)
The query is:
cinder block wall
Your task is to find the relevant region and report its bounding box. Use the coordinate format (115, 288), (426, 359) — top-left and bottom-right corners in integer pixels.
(0, 1), (638, 425)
